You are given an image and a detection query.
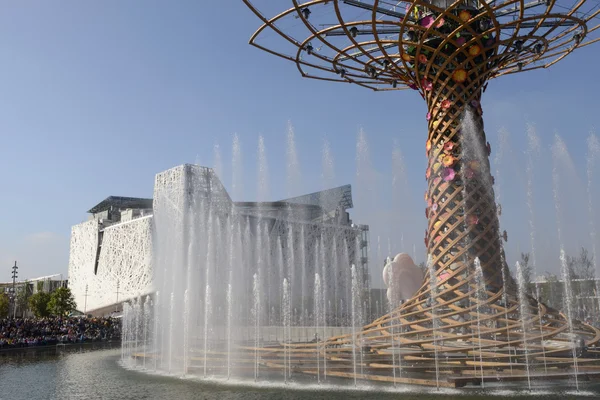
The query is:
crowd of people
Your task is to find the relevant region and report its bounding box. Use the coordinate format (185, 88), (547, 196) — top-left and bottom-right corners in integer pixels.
(0, 316), (121, 349)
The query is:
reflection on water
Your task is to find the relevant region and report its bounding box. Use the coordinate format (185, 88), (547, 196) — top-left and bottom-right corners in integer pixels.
(0, 349), (598, 399)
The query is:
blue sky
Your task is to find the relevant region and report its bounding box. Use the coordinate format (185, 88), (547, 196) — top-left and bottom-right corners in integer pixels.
(0, 1), (599, 285)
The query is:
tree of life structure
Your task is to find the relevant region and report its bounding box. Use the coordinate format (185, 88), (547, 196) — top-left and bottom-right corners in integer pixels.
(236, 0), (600, 387)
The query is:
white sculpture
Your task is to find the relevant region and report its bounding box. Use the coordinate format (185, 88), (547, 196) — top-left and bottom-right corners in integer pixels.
(383, 253), (424, 306)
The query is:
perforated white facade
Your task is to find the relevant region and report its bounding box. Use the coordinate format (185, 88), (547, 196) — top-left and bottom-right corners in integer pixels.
(68, 216), (153, 312)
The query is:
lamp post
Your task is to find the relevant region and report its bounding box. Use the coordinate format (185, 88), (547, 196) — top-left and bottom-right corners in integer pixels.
(115, 280), (120, 313)
(11, 261), (18, 319)
(84, 284), (89, 314)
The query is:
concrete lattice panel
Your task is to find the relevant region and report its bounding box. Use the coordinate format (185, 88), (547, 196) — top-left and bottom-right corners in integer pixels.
(68, 217), (153, 312)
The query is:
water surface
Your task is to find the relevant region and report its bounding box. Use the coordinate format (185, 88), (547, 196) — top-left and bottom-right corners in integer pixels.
(0, 348), (597, 399)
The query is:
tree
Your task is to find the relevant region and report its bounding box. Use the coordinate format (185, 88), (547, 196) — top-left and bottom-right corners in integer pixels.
(15, 281), (32, 316)
(0, 293), (9, 317)
(48, 287), (76, 316)
(573, 247), (594, 280)
(29, 292), (51, 317)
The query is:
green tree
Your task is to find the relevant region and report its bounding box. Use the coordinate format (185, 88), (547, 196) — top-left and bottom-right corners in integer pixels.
(0, 293), (9, 317)
(29, 292), (51, 317)
(48, 287), (76, 316)
(15, 281), (32, 316)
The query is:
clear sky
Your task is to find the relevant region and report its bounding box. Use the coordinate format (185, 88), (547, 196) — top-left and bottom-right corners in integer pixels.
(0, 1), (599, 286)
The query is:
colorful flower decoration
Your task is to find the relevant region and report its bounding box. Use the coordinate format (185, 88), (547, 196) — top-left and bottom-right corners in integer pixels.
(418, 54), (428, 64)
(434, 220), (442, 230)
(456, 36), (466, 47)
(401, 52), (412, 62)
(426, 167), (431, 179)
(486, 142), (492, 156)
(442, 155), (456, 167)
(426, 112), (432, 121)
(459, 10), (471, 22)
(434, 235), (442, 243)
(436, 17), (445, 28)
(431, 203), (438, 212)
(441, 99), (452, 109)
(424, 191), (429, 202)
(433, 176), (442, 186)
(439, 272), (450, 281)
(452, 69), (467, 83)
(408, 83), (418, 90)
(467, 214), (479, 225)
(468, 45), (482, 57)
(420, 15), (435, 28)
(426, 140), (432, 154)
(427, 198), (433, 208)
(433, 162), (441, 172)
(442, 167), (456, 182)
(421, 78), (433, 91)
(432, 120), (440, 129)
(443, 141), (455, 153)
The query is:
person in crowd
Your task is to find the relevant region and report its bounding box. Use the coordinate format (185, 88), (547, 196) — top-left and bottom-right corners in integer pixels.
(0, 316), (121, 349)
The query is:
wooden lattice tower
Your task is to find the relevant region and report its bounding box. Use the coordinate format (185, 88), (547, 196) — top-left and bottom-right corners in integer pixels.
(158, 0), (600, 387)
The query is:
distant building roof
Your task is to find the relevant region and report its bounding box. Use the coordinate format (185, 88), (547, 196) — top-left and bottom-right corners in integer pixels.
(279, 185), (353, 212)
(88, 196), (153, 214)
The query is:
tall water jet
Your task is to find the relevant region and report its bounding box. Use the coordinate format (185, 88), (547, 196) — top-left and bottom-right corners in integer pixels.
(168, 292), (175, 373)
(276, 236), (285, 316)
(257, 135), (270, 202)
(232, 134), (243, 200)
(560, 249), (580, 391)
(153, 291), (159, 372)
(183, 290), (190, 376)
(300, 225), (307, 328)
(332, 236), (340, 323)
(226, 283), (233, 380)
(553, 135), (581, 391)
(252, 273), (260, 381)
(321, 139), (335, 190)
(282, 279), (291, 383)
(426, 255), (440, 390)
(286, 121), (302, 198)
(384, 258), (399, 386)
(314, 273), (322, 383)
(203, 285), (212, 378)
(474, 258), (486, 388)
(500, 267), (513, 374)
(350, 265), (359, 387)
(143, 297), (151, 370)
(534, 282), (548, 374)
(286, 226), (295, 325)
(515, 261), (532, 391)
